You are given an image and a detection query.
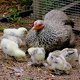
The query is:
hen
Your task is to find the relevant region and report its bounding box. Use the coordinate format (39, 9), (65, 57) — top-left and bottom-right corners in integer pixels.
(26, 10), (75, 53)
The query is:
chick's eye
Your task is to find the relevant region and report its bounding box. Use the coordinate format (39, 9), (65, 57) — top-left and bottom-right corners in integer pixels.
(51, 56), (53, 59)
(54, 61), (58, 64)
(4, 47), (7, 49)
(65, 54), (69, 57)
(24, 31), (27, 34)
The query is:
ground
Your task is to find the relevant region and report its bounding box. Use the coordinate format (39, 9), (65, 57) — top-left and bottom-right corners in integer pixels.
(0, 22), (80, 80)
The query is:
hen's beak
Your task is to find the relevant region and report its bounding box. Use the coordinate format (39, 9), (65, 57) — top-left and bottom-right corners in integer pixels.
(32, 24), (44, 30)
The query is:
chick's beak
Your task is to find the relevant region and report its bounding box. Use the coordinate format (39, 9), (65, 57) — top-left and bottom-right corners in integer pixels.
(24, 31), (28, 34)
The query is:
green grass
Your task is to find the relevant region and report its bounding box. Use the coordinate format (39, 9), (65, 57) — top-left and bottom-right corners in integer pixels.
(0, 26), (4, 32)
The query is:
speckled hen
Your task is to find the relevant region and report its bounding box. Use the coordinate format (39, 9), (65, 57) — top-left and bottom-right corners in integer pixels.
(26, 10), (75, 52)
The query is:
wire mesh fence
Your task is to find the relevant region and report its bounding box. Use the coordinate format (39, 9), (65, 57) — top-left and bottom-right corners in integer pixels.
(33, 0), (80, 27)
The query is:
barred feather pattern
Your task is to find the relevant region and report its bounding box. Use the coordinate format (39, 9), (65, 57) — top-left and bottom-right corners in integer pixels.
(26, 22), (72, 52)
(26, 10), (74, 52)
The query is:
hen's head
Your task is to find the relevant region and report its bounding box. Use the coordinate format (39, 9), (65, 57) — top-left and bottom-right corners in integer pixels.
(32, 20), (44, 30)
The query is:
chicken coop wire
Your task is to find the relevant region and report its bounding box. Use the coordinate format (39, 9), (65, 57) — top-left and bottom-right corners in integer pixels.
(33, 0), (80, 27)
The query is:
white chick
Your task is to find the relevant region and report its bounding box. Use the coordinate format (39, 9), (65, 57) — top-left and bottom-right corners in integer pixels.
(60, 48), (78, 64)
(0, 38), (26, 60)
(49, 48), (78, 65)
(28, 47), (45, 65)
(49, 50), (62, 57)
(17, 27), (28, 38)
(3, 35), (23, 47)
(3, 27), (28, 38)
(3, 27), (27, 47)
(3, 28), (17, 36)
(47, 52), (72, 74)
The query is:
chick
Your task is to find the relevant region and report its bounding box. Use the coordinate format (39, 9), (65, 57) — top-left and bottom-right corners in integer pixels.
(47, 52), (72, 75)
(28, 47), (45, 65)
(60, 48), (78, 64)
(3, 35), (23, 47)
(17, 27), (28, 38)
(49, 48), (78, 65)
(3, 27), (28, 38)
(49, 50), (62, 57)
(3, 27), (27, 47)
(0, 38), (26, 60)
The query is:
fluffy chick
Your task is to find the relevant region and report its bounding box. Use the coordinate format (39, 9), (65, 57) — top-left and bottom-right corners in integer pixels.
(0, 38), (26, 60)
(28, 47), (45, 65)
(47, 52), (72, 74)
(60, 48), (78, 64)
(3, 27), (27, 47)
(49, 48), (78, 65)
(3, 35), (23, 47)
(17, 27), (28, 38)
(49, 50), (62, 57)
(3, 27), (28, 38)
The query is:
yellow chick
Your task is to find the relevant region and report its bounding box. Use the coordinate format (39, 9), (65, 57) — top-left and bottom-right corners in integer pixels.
(28, 47), (45, 65)
(3, 27), (27, 47)
(0, 38), (26, 60)
(3, 27), (28, 38)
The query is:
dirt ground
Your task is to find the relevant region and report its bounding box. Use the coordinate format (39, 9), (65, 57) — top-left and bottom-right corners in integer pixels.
(0, 23), (80, 80)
